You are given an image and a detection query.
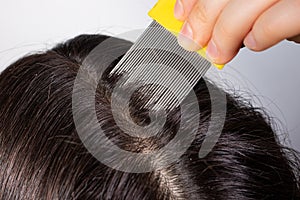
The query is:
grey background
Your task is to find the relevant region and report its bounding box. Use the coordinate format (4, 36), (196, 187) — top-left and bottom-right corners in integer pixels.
(0, 0), (299, 151)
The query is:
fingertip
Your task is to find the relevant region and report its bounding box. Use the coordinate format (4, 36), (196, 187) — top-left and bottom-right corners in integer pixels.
(178, 22), (202, 51)
(244, 32), (270, 52)
(174, 0), (199, 21)
(174, 0), (185, 21)
(178, 33), (201, 51)
(206, 39), (238, 65)
(244, 32), (256, 49)
(206, 39), (219, 63)
(244, 32), (262, 51)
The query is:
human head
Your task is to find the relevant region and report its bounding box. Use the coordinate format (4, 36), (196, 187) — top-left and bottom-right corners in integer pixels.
(0, 34), (299, 199)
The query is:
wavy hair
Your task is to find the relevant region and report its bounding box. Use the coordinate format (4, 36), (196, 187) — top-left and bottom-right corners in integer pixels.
(0, 34), (299, 199)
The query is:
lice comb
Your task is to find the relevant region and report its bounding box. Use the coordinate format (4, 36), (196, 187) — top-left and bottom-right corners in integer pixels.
(110, 0), (224, 110)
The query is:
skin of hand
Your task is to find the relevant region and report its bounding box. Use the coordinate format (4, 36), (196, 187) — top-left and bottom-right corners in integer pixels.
(174, 0), (300, 64)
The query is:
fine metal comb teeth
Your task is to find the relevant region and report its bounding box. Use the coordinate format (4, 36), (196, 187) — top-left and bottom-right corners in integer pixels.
(110, 21), (211, 111)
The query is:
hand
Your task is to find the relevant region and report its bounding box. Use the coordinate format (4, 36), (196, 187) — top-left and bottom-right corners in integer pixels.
(174, 0), (300, 64)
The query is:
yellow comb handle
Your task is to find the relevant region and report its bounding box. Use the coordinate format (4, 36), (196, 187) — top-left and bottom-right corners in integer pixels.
(148, 0), (224, 70)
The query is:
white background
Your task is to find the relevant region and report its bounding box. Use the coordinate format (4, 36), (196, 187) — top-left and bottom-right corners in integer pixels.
(0, 0), (299, 151)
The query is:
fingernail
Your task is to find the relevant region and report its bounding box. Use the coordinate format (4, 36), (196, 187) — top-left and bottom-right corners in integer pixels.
(206, 39), (219, 62)
(174, 0), (184, 19)
(178, 22), (201, 51)
(244, 32), (257, 49)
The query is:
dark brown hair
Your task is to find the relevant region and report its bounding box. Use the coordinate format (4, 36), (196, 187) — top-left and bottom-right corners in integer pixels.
(0, 34), (299, 199)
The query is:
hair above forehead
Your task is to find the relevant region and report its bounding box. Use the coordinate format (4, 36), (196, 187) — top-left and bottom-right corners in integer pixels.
(0, 34), (299, 200)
